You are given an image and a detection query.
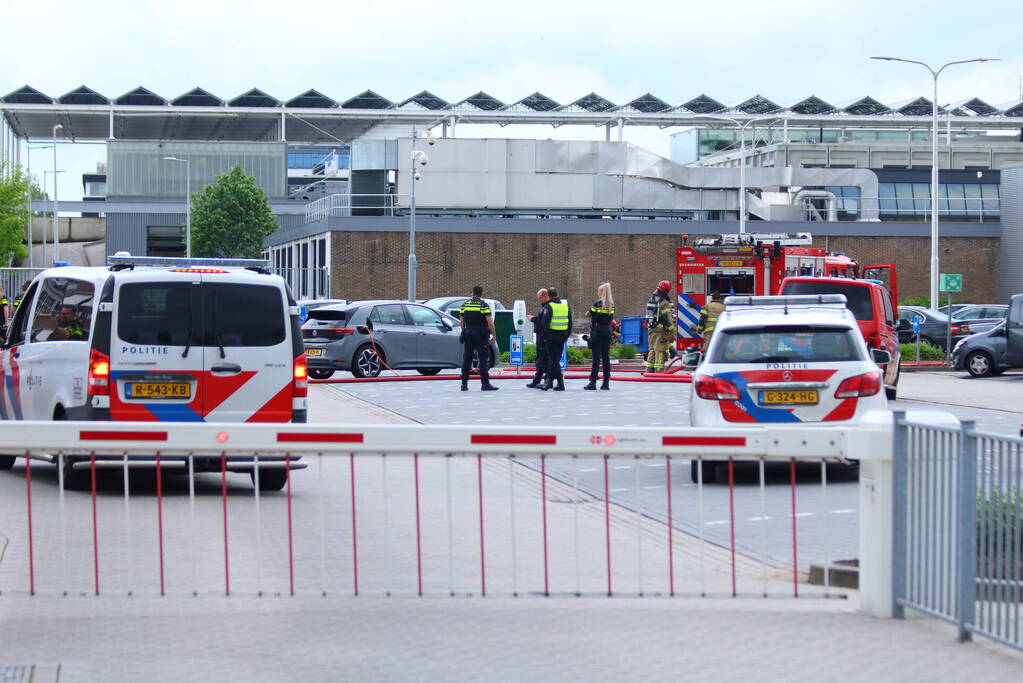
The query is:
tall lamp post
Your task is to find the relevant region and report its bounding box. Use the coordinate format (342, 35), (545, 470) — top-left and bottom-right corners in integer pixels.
(871, 56), (999, 309)
(694, 114), (783, 234)
(407, 128), (433, 302)
(25, 144), (52, 268)
(52, 124), (62, 264)
(163, 156), (191, 257)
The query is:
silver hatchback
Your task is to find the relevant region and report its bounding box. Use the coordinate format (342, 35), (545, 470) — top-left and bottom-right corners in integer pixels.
(302, 300), (499, 379)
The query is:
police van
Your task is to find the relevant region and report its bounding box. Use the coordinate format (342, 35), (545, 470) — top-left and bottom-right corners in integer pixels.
(0, 255), (308, 490)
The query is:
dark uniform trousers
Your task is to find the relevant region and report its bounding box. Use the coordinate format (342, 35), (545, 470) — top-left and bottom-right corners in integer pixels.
(461, 328), (491, 384)
(588, 328), (612, 383)
(531, 332), (549, 384)
(544, 332), (568, 383)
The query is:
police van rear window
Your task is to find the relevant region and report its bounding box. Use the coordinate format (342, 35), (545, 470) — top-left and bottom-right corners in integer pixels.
(117, 282), (285, 347)
(710, 326), (864, 364)
(204, 283), (286, 347)
(782, 282), (874, 321)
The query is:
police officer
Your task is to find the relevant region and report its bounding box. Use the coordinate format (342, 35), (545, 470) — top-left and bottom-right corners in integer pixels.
(458, 285), (499, 392)
(584, 282), (615, 391)
(525, 288), (549, 389)
(541, 287), (572, 391)
(53, 304), (85, 341)
(697, 292), (726, 346)
(645, 280), (675, 373)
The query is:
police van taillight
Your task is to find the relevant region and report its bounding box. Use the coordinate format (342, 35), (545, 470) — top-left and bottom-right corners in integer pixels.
(88, 349), (111, 396)
(293, 353), (308, 397)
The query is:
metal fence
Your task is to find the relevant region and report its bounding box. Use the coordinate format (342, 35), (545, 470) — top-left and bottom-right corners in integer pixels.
(894, 413), (1023, 652)
(304, 194), (400, 222)
(0, 420), (857, 600)
(0, 267), (44, 301)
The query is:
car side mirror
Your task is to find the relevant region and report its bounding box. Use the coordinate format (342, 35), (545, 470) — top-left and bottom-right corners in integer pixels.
(896, 319), (911, 331)
(682, 351), (702, 369)
(441, 319), (453, 331)
(871, 349), (892, 365)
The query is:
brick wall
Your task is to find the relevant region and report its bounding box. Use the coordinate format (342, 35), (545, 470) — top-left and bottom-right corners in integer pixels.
(330, 231), (1000, 323)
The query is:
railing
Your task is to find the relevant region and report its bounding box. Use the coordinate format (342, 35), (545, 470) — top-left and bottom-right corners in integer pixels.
(804, 196), (1000, 221)
(304, 194), (400, 222)
(0, 267), (45, 302)
(893, 413), (1023, 652)
(0, 420), (864, 600)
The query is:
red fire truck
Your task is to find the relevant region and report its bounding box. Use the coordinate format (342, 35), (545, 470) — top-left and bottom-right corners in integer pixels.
(674, 233), (894, 348)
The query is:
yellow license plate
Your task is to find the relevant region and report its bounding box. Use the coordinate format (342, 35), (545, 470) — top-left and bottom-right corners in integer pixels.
(306, 348), (324, 356)
(717, 260), (745, 267)
(761, 390), (818, 405)
(126, 382), (191, 399)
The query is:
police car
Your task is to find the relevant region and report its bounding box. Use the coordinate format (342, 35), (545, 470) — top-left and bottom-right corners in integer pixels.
(686, 294), (889, 425)
(0, 255), (307, 490)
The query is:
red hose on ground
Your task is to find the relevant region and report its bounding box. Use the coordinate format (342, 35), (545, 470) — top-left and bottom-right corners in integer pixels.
(311, 371), (692, 384)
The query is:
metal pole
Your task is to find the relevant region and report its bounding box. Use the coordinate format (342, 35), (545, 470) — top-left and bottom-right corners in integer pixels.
(53, 124), (61, 265)
(408, 127), (417, 302)
(739, 123), (747, 235)
(930, 71), (940, 310)
(26, 148), (32, 268)
(185, 161), (191, 258)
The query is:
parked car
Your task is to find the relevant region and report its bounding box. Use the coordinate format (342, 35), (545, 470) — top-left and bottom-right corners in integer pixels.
(936, 303), (971, 316)
(302, 300), (499, 379)
(422, 296), (506, 318)
(778, 275), (901, 399)
(952, 294), (1023, 377)
(684, 294), (890, 482)
(950, 304), (1008, 335)
(896, 306), (972, 347)
(298, 298), (347, 311)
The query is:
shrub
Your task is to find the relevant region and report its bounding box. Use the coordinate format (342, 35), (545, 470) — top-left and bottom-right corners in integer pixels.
(898, 296), (931, 307)
(567, 347), (589, 365)
(899, 341), (946, 362)
(612, 344), (637, 360)
(500, 351), (510, 363)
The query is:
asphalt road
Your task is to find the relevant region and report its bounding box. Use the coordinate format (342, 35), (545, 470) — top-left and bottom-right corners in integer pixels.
(318, 368), (1023, 569)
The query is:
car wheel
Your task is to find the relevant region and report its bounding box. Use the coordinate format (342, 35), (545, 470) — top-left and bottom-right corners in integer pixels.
(251, 468), (289, 491)
(690, 459), (718, 484)
(966, 351), (994, 377)
(308, 368), (335, 380)
(885, 367), (900, 400)
(417, 368), (441, 376)
(351, 344), (384, 378)
(0, 454), (15, 470)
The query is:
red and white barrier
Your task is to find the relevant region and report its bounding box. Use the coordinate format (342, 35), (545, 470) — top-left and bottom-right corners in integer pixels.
(0, 417), (899, 601)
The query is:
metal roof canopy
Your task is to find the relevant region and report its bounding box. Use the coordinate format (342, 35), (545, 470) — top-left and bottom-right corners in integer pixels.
(5, 85), (1023, 143)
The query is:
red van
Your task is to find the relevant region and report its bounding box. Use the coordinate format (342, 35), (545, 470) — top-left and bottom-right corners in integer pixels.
(779, 268), (901, 399)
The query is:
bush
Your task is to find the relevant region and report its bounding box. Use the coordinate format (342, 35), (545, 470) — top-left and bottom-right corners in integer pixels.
(898, 296), (931, 307)
(567, 347), (589, 365)
(899, 341), (946, 362)
(612, 344), (637, 360)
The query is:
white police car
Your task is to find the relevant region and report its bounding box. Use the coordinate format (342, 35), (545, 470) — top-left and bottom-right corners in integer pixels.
(0, 255), (307, 489)
(686, 294), (890, 428)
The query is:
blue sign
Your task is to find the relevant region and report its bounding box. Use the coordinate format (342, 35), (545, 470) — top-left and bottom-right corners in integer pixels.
(509, 334), (524, 366)
(299, 306), (309, 323)
(911, 314), (923, 334)
(560, 345), (567, 372)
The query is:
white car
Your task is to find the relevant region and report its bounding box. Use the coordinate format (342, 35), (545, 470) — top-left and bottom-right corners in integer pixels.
(685, 295), (889, 480)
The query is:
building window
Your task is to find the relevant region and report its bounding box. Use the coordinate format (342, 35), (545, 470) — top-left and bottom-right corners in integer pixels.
(146, 225), (184, 257)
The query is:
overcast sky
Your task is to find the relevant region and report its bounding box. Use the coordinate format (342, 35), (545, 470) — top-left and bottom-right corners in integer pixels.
(4, 0), (1022, 202)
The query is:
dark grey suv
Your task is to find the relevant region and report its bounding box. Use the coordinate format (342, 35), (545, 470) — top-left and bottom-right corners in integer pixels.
(302, 300), (499, 379)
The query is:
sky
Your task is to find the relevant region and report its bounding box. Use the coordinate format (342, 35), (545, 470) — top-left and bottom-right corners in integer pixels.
(4, 0), (1022, 204)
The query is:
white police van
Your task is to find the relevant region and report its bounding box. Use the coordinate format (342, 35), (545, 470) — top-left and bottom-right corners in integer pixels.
(684, 295), (890, 482)
(0, 255), (308, 490)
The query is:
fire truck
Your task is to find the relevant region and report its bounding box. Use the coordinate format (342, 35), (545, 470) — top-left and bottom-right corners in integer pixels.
(674, 233), (893, 347)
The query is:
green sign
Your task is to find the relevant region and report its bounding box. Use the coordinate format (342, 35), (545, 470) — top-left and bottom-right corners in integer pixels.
(940, 273), (963, 293)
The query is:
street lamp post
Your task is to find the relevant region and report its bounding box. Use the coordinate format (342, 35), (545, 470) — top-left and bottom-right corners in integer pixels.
(871, 56), (999, 309)
(25, 144), (52, 269)
(694, 114), (782, 234)
(52, 124), (62, 264)
(163, 157), (191, 257)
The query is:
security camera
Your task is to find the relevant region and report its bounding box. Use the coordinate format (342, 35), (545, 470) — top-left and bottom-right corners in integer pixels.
(426, 131), (437, 146)
(418, 152), (429, 166)
(414, 171), (422, 181)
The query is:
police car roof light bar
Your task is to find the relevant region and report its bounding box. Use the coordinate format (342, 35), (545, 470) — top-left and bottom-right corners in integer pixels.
(107, 254), (273, 270)
(724, 294), (848, 308)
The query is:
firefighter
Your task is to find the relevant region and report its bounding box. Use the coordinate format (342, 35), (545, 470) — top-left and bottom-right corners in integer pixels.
(645, 280), (674, 373)
(458, 285), (499, 392)
(697, 292), (726, 345)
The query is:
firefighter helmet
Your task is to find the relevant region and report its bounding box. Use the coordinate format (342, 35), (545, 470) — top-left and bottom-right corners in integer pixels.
(657, 280), (672, 292)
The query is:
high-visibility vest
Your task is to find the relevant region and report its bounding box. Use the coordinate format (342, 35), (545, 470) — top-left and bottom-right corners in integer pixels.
(548, 300), (569, 331)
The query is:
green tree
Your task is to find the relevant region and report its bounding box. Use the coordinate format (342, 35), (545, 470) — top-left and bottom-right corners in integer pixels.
(0, 162), (30, 265)
(190, 165), (277, 259)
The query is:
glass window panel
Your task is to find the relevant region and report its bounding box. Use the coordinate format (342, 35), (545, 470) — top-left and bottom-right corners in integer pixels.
(946, 184), (965, 215)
